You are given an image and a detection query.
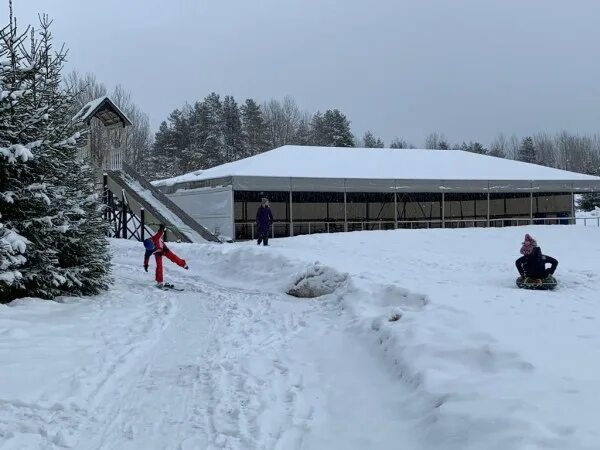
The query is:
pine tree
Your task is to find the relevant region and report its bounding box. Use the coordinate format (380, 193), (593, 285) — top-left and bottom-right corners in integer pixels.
(460, 141), (487, 155)
(195, 92), (224, 168)
(33, 16), (110, 295)
(1, 10), (111, 300)
(148, 119), (182, 178)
(518, 137), (536, 163)
(311, 109), (354, 147)
(363, 131), (384, 148)
(222, 95), (244, 162)
(0, 19), (30, 300)
(241, 98), (269, 156)
(0, 10), (63, 300)
(310, 112), (325, 146)
(577, 159), (600, 211)
(293, 113), (312, 146)
(578, 191), (600, 211)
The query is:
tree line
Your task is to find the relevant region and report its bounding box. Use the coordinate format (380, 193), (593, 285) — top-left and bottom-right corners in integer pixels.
(101, 83), (600, 209)
(65, 78), (600, 209)
(419, 131), (600, 210)
(145, 94), (355, 180)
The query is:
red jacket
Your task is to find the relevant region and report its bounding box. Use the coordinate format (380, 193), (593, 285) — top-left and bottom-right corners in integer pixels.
(150, 229), (165, 252)
(144, 230), (167, 266)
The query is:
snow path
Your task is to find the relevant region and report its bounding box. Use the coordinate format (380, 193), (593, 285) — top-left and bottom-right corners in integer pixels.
(80, 273), (421, 450)
(0, 266), (177, 449)
(0, 241), (424, 450)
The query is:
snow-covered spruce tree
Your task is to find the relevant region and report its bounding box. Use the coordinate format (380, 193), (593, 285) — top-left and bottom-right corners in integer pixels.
(0, 39), (29, 301)
(310, 109), (354, 147)
(0, 12), (61, 301)
(518, 137), (536, 163)
(363, 131), (384, 148)
(241, 98), (269, 156)
(222, 95), (244, 162)
(577, 157), (600, 211)
(28, 15), (111, 296)
(460, 141), (487, 155)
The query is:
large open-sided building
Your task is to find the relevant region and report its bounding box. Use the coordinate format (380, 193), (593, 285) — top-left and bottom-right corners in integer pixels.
(154, 146), (600, 241)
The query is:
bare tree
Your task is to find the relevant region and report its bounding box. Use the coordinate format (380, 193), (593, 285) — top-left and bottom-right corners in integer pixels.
(507, 134), (521, 160)
(424, 132), (448, 149)
(64, 71), (107, 110)
(533, 132), (556, 167)
(262, 96), (302, 147)
(488, 133), (507, 157)
(390, 137), (412, 149)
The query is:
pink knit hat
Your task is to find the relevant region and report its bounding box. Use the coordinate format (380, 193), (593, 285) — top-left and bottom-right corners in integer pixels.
(520, 233), (538, 255)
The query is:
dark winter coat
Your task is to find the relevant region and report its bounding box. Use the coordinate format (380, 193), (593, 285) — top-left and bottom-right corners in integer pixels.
(256, 206), (274, 232)
(515, 247), (558, 278)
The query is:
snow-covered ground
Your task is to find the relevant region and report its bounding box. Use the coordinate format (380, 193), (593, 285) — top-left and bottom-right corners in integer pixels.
(2, 226), (600, 449)
(576, 207), (600, 227)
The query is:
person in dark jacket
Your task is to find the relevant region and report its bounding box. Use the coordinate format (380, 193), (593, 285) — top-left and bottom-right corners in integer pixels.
(515, 233), (558, 281)
(256, 197), (274, 246)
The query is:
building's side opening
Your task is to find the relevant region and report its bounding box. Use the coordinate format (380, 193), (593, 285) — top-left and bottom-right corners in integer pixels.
(233, 190), (576, 240)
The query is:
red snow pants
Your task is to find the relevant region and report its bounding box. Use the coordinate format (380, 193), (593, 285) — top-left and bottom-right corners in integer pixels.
(154, 249), (186, 283)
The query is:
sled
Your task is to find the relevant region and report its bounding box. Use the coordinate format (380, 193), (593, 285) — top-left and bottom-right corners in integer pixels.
(516, 276), (557, 291)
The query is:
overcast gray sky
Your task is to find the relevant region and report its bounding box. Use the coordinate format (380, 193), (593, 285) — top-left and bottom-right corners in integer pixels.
(14, 0), (600, 146)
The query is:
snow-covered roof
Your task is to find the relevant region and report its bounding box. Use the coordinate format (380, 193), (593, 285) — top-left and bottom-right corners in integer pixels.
(155, 146), (600, 192)
(72, 96), (132, 127)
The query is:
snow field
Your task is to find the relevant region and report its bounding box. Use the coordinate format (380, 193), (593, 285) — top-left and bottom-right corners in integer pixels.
(259, 226), (600, 449)
(1, 225), (600, 449)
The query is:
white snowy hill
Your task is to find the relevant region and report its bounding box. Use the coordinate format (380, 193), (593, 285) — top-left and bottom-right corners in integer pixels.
(1, 226), (600, 449)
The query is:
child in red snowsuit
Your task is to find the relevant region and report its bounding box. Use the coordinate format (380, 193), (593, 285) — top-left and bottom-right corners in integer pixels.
(143, 225), (188, 287)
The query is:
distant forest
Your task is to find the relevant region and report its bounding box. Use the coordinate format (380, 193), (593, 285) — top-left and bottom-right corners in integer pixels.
(67, 79), (600, 209)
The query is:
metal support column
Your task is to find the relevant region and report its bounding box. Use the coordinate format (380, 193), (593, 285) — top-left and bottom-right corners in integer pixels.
(571, 191), (576, 224)
(529, 191), (534, 225)
(441, 192), (445, 229)
(486, 191), (490, 227)
(344, 180), (348, 233)
(289, 188), (294, 237)
(394, 191), (398, 229)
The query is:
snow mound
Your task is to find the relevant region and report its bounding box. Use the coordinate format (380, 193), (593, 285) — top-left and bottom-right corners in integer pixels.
(286, 262), (349, 298)
(376, 284), (429, 310)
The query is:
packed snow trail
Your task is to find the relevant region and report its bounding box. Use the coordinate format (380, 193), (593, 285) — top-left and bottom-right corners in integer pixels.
(1, 241), (424, 450)
(79, 268), (422, 449)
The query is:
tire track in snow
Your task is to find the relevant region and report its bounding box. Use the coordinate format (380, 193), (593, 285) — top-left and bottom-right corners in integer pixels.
(0, 280), (176, 450)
